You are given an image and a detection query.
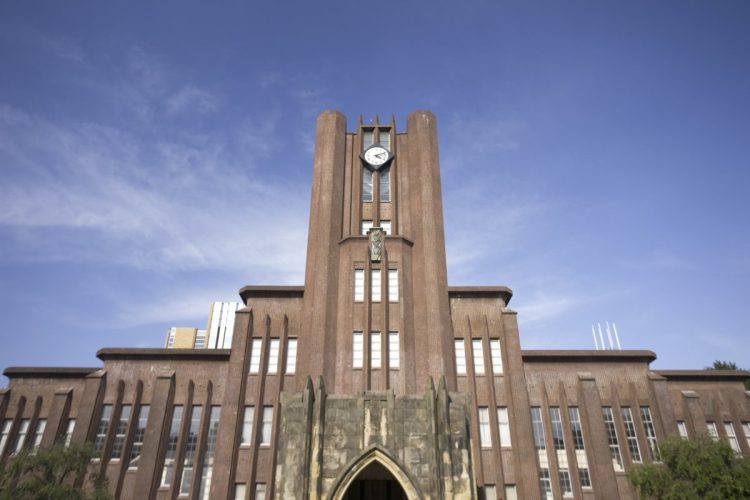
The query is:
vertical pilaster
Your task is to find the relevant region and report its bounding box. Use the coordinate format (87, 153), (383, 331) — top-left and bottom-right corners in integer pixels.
(71, 370), (106, 445)
(41, 388), (72, 448)
(578, 374), (619, 499)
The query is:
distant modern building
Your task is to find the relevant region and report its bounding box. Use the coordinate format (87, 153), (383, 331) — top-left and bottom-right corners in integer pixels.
(165, 302), (242, 349)
(1, 111), (749, 500)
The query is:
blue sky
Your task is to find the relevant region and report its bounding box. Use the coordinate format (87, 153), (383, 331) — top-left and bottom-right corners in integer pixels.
(2, 1), (749, 383)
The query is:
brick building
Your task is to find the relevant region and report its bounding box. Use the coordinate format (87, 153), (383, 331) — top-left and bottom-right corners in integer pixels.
(1, 110), (749, 500)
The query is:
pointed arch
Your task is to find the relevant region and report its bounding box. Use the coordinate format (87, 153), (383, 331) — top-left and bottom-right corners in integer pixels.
(329, 446), (422, 500)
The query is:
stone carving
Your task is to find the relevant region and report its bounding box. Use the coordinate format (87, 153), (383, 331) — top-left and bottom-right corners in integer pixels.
(369, 227), (383, 262)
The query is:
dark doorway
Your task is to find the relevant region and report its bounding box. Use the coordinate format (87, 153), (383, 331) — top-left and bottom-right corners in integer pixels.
(343, 461), (408, 500)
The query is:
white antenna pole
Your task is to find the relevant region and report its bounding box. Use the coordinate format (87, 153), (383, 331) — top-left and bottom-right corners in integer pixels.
(597, 323), (606, 351)
(592, 325), (599, 350)
(606, 322), (614, 350)
(613, 322), (622, 350)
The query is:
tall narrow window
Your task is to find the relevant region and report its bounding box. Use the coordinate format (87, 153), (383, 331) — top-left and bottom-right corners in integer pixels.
(248, 338), (262, 374)
(455, 339), (467, 375)
(110, 404), (131, 459)
(388, 332), (400, 369)
(0, 419), (12, 455)
(472, 339), (485, 375)
(677, 420), (688, 439)
(62, 418), (75, 447)
(179, 405), (203, 496)
(362, 129), (374, 150)
(742, 422), (750, 448)
(161, 405), (184, 487)
(531, 407), (546, 451)
(371, 332), (382, 369)
(286, 338), (298, 374)
(707, 421), (719, 440)
(198, 406), (221, 500)
(362, 168), (373, 202)
(388, 269), (398, 302)
(549, 407), (571, 496)
(602, 407), (623, 471)
(129, 405), (150, 468)
(31, 418), (46, 453)
(260, 406), (273, 446)
(640, 407), (659, 461)
(549, 407), (565, 450)
(353, 332), (364, 369)
(724, 422), (741, 455)
(371, 269), (381, 302)
(93, 404), (112, 454)
(482, 485), (497, 500)
(267, 338), (280, 374)
(378, 128), (390, 150)
(568, 407), (591, 487)
(194, 330), (207, 349)
(478, 407), (492, 448)
(234, 484), (247, 500)
(361, 220), (373, 235)
(379, 168), (390, 202)
(13, 419), (30, 455)
(489, 339), (503, 374)
(167, 328), (176, 348)
(504, 485), (518, 500)
(621, 407), (642, 462)
(255, 483), (267, 500)
(380, 220), (392, 234)
(241, 406), (254, 445)
(539, 469), (552, 500)
(497, 407), (511, 447)
(354, 270), (365, 302)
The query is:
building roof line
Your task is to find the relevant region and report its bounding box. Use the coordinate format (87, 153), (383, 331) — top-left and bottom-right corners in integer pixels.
(96, 348), (231, 361)
(3, 367), (100, 378)
(521, 350), (657, 363)
(654, 369), (750, 381)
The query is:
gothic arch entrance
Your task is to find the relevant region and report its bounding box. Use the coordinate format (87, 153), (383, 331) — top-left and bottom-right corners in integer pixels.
(330, 448), (422, 500)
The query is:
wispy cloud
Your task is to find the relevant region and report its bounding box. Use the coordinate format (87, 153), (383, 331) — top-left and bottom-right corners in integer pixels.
(166, 84), (220, 116)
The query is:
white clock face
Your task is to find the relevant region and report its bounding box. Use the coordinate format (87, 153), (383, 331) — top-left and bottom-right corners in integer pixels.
(363, 146), (390, 167)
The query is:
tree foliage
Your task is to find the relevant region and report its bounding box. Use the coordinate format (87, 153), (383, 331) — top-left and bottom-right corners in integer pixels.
(628, 435), (750, 499)
(0, 443), (112, 500)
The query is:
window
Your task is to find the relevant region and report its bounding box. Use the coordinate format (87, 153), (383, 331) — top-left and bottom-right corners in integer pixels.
(260, 406), (273, 446)
(379, 168), (390, 202)
(286, 338), (298, 374)
(677, 420), (688, 439)
(602, 407), (623, 471)
(568, 407), (585, 450)
(531, 407), (546, 450)
(549, 407), (565, 450)
(161, 405), (183, 487)
(198, 406), (221, 500)
(381, 220), (392, 234)
(234, 484), (247, 500)
(455, 339), (467, 375)
(481, 485), (497, 500)
(31, 418), (46, 453)
(472, 339), (485, 375)
(489, 339), (503, 374)
(0, 419), (12, 455)
(194, 330), (207, 349)
(497, 407), (511, 447)
(267, 338), (280, 374)
(354, 269), (365, 302)
(388, 269), (398, 302)
(478, 407), (492, 448)
(388, 332), (400, 369)
(13, 419), (30, 455)
(167, 328), (176, 348)
(539, 468), (552, 500)
(640, 407), (659, 461)
(371, 332), (382, 369)
(93, 404), (112, 454)
(371, 269), (381, 302)
(378, 128), (390, 150)
(361, 219), (373, 235)
(110, 404), (131, 459)
(353, 332), (364, 369)
(249, 338), (262, 374)
(62, 418), (75, 447)
(621, 407), (642, 462)
(742, 422), (750, 448)
(362, 129), (374, 150)
(129, 405), (149, 468)
(362, 169), (373, 202)
(504, 485), (518, 500)
(241, 406), (254, 445)
(179, 405), (202, 496)
(707, 421), (719, 440)
(724, 422), (741, 455)
(255, 483), (267, 500)
(579, 468), (592, 488)
(559, 469), (572, 497)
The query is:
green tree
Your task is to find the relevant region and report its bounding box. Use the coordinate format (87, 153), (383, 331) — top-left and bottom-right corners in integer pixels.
(628, 435), (750, 499)
(706, 360), (750, 390)
(0, 443), (112, 500)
